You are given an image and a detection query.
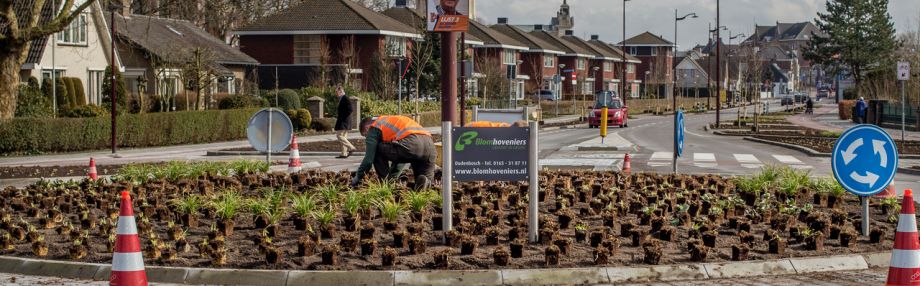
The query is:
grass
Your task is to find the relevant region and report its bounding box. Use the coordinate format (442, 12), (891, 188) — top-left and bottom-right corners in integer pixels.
(113, 160), (268, 184)
(290, 193), (318, 218)
(213, 190), (245, 221)
(172, 195), (204, 215)
(376, 198), (403, 223)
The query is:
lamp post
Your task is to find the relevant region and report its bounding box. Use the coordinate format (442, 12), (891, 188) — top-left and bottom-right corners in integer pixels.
(108, 2), (122, 156)
(707, 24), (727, 114)
(557, 63), (566, 116)
(716, 0), (722, 128)
(674, 10), (697, 113)
(621, 0), (631, 107)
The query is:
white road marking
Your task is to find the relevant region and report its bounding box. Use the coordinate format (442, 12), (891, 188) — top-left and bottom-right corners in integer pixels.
(771, 155), (814, 169)
(648, 152), (672, 167)
(693, 153), (717, 168)
(734, 154), (764, 169)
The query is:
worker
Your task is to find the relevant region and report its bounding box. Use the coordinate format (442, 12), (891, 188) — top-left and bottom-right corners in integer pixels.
(465, 121), (511, 127)
(350, 115), (436, 190)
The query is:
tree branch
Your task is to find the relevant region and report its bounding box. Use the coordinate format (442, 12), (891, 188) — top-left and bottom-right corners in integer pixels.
(21, 0), (95, 42)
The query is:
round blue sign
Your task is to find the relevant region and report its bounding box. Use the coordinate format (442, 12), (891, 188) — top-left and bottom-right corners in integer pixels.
(831, 125), (899, 196)
(675, 111), (685, 157)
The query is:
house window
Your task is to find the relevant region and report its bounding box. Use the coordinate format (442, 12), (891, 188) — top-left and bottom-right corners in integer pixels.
(41, 69), (65, 82)
(87, 70), (104, 105)
(651, 47), (657, 56)
(604, 62), (613, 72)
(577, 58), (585, 70)
(386, 37), (406, 58)
(293, 35), (322, 64)
(544, 56), (554, 68)
(57, 14), (87, 45)
(627, 64), (635, 73)
(629, 47), (637, 55)
(502, 50), (516, 65)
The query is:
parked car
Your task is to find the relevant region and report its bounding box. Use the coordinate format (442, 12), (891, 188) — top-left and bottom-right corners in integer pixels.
(780, 96), (794, 106)
(817, 88), (831, 101)
(533, 90), (558, 101)
(588, 91), (628, 128)
(794, 92), (809, 103)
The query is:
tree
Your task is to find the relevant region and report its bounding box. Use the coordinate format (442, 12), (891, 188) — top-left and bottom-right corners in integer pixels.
(0, 0), (97, 119)
(805, 0), (899, 97)
(102, 66), (128, 111)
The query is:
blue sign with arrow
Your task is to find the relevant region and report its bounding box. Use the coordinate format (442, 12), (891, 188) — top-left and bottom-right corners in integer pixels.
(675, 111), (685, 157)
(831, 125), (899, 197)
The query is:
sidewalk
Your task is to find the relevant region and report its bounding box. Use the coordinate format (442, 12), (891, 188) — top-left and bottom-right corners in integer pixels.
(787, 102), (920, 141)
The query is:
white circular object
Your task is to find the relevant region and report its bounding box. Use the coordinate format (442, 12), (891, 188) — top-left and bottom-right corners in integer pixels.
(247, 108), (293, 153)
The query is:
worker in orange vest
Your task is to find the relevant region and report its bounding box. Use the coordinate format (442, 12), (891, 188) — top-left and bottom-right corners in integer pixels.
(351, 116), (436, 190)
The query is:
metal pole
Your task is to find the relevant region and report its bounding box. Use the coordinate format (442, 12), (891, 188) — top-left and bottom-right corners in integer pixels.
(902, 80), (906, 142)
(673, 113), (678, 174)
(52, 14), (57, 118)
(460, 32), (467, 126)
(398, 61), (403, 115)
(716, 0), (722, 128)
(621, 0), (627, 107)
(267, 109), (272, 165)
(861, 196), (870, 236)
(674, 9), (678, 111)
(110, 9), (118, 155)
(441, 121), (454, 241)
(528, 121), (540, 243)
(442, 32), (459, 125)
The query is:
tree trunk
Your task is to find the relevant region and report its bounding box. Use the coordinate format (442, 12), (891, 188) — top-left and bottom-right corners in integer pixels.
(0, 48), (25, 120)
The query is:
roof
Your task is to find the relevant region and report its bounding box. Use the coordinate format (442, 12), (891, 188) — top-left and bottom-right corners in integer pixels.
(489, 24), (564, 54)
(468, 20), (528, 50)
(748, 22), (823, 43)
(2, 0), (58, 65)
(561, 35), (619, 60)
(112, 13), (258, 66)
(235, 0), (419, 37)
(619, 32), (674, 46)
(382, 7), (483, 45)
(674, 56), (707, 76)
(528, 30), (594, 57)
(596, 41), (641, 63)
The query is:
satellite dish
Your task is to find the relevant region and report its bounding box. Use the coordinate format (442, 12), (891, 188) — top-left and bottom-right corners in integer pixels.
(247, 108), (293, 153)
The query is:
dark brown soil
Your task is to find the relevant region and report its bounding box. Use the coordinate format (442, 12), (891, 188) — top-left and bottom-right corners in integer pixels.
(755, 135), (920, 154)
(0, 170), (899, 270)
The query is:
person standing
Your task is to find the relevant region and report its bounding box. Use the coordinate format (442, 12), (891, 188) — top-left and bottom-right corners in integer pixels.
(335, 86), (356, 159)
(855, 97), (868, 124)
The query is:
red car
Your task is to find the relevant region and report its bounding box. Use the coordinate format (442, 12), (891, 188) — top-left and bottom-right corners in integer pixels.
(588, 91), (628, 128)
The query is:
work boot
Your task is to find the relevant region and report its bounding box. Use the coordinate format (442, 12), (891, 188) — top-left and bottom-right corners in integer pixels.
(414, 175), (431, 191)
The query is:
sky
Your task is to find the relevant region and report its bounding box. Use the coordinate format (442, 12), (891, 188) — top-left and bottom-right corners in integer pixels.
(471, 0), (920, 49)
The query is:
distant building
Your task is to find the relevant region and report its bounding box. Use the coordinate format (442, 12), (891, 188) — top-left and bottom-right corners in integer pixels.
(514, 0), (574, 37)
(619, 32), (675, 99)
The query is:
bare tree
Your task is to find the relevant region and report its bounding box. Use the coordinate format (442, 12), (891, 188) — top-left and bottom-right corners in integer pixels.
(182, 47), (219, 110)
(407, 18), (435, 116)
(476, 56), (504, 108)
(340, 35), (360, 90)
(370, 49), (396, 100)
(311, 36), (332, 89)
(526, 56), (544, 95)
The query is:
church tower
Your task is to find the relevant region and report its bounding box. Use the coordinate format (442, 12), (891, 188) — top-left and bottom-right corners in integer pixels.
(550, 0), (574, 36)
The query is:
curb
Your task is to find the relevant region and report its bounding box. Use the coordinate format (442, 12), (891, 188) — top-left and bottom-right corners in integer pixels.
(742, 137), (830, 158)
(0, 252), (890, 285)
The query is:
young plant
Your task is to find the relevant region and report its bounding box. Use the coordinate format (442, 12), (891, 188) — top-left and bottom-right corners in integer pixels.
(342, 191), (366, 218)
(403, 190), (432, 215)
(291, 193), (318, 219)
(316, 184), (344, 205)
(312, 207), (338, 226)
(213, 191), (244, 221)
(376, 199), (403, 223)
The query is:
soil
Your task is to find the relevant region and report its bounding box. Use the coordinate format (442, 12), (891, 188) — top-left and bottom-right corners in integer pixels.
(221, 135), (443, 153)
(0, 161), (288, 180)
(0, 170), (900, 270)
(754, 135), (920, 155)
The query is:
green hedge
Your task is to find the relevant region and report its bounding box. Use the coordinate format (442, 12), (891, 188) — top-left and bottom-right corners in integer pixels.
(0, 108), (260, 155)
(297, 87), (440, 119)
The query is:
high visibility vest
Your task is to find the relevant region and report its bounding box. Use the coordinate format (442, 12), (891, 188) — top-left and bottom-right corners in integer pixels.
(465, 121), (510, 127)
(372, 116), (430, 142)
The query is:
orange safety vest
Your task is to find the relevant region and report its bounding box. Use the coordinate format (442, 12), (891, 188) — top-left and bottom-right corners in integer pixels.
(465, 121), (510, 127)
(371, 116), (431, 142)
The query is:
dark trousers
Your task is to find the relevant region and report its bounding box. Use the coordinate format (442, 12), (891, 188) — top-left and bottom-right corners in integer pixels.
(373, 134), (437, 186)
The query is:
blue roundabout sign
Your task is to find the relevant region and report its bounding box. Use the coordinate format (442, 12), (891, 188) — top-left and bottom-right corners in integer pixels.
(675, 111), (685, 158)
(831, 125), (899, 197)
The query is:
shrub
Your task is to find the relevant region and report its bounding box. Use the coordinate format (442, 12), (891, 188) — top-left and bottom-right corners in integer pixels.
(63, 77), (78, 107)
(299, 87), (440, 120)
(102, 66), (128, 109)
(59, 105), (109, 118)
(312, 118), (334, 132)
(0, 108), (259, 155)
(286, 109), (313, 131)
(266, 89), (301, 110)
(55, 77), (70, 108)
(66, 77), (86, 106)
(15, 84), (53, 118)
(219, 95), (264, 110)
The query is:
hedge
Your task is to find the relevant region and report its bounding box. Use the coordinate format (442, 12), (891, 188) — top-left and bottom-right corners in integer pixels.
(0, 108), (260, 155)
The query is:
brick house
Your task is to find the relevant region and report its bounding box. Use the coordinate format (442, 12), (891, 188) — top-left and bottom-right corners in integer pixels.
(590, 38), (642, 99)
(619, 32), (674, 99)
(234, 0), (421, 91)
(560, 34), (620, 96)
(466, 20), (530, 101)
(490, 19), (565, 97)
(528, 29), (597, 98)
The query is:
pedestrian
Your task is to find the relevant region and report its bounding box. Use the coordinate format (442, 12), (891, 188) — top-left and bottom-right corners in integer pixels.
(350, 115), (436, 190)
(805, 97), (814, 114)
(334, 86), (357, 159)
(855, 97), (868, 124)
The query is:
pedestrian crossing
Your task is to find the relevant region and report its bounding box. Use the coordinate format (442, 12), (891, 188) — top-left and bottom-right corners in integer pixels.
(647, 152), (812, 169)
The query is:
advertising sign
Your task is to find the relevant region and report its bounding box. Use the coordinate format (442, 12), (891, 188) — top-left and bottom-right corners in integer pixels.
(452, 127), (530, 181)
(427, 0), (470, 32)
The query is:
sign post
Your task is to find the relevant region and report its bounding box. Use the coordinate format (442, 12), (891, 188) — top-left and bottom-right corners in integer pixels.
(831, 125), (899, 236)
(898, 61), (910, 142)
(674, 110), (685, 174)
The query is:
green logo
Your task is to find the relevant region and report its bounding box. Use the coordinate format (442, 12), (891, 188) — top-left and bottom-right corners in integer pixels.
(455, 131), (479, 151)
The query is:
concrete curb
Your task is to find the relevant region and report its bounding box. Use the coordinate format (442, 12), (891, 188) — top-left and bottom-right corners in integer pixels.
(742, 137), (830, 158)
(0, 252), (891, 285)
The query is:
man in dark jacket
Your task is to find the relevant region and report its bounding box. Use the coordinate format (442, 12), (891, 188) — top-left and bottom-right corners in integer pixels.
(855, 97), (868, 124)
(334, 86), (356, 158)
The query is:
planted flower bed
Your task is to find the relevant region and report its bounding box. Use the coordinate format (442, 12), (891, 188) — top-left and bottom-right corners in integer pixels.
(753, 135), (920, 154)
(0, 163), (899, 270)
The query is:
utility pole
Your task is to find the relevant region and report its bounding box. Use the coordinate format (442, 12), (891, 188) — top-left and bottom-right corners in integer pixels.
(621, 0), (630, 106)
(715, 0), (722, 128)
(110, 8), (118, 156)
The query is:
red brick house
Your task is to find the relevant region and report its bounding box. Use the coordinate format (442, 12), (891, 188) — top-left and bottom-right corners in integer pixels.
(467, 20), (530, 101)
(560, 34), (620, 95)
(233, 0), (421, 91)
(592, 39), (642, 99)
(529, 29), (597, 98)
(490, 19), (565, 96)
(619, 32), (674, 99)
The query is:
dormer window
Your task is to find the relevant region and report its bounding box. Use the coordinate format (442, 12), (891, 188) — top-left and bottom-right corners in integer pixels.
(57, 13), (87, 45)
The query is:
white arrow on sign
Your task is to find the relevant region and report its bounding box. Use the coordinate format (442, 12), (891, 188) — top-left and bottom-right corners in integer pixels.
(873, 139), (888, 168)
(840, 138), (863, 165)
(850, 171), (880, 187)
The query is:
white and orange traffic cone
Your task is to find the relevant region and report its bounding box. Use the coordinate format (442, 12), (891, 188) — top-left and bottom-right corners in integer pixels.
(110, 191), (147, 286)
(877, 184), (897, 199)
(622, 153), (632, 175)
(288, 135), (302, 173)
(88, 158), (98, 181)
(887, 189), (920, 286)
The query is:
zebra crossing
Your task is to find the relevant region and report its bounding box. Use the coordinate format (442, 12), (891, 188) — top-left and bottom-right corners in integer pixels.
(646, 152), (813, 169)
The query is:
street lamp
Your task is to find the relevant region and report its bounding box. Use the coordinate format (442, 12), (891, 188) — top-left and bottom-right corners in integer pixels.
(557, 64), (566, 116)
(621, 0), (632, 107)
(674, 10), (697, 113)
(107, 1), (122, 156)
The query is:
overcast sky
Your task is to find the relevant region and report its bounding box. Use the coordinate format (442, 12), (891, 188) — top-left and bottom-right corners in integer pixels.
(472, 0), (920, 49)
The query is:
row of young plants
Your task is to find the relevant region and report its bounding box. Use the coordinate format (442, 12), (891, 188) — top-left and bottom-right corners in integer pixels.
(0, 165), (901, 270)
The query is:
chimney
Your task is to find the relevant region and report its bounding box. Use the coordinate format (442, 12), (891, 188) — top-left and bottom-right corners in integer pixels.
(591, 35), (599, 40)
(564, 30), (574, 36)
(533, 24), (543, 31)
(395, 0), (407, 7)
(497, 17), (508, 24)
(119, 0), (131, 15)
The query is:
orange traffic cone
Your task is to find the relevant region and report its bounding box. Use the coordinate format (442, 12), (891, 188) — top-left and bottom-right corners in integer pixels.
(88, 158), (98, 181)
(622, 153), (632, 175)
(877, 184), (897, 199)
(288, 135), (302, 173)
(110, 191), (147, 286)
(887, 189), (920, 286)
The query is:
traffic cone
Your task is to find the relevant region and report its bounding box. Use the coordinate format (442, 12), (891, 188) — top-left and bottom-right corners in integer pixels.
(110, 191), (147, 286)
(877, 184), (897, 199)
(622, 153), (632, 175)
(887, 189), (920, 286)
(288, 135), (302, 173)
(88, 158), (98, 181)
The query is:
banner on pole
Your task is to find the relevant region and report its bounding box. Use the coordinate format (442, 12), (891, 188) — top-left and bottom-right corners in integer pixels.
(427, 0), (470, 32)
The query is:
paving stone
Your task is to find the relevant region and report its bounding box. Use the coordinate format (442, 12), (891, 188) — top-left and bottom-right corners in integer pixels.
(145, 266), (189, 284)
(394, 270), (501, 286)
(13, 259), (100, 280)
(287, 270), (393, 286)
(704, 260), (796, 279)
(184, 268), (288, 286)
(606, 265), (708, 283)
(0, 257), (25, 273)
(501, 268), (609, 285)
(788, 254), (868, 273)
(862, 252), (890, 268)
